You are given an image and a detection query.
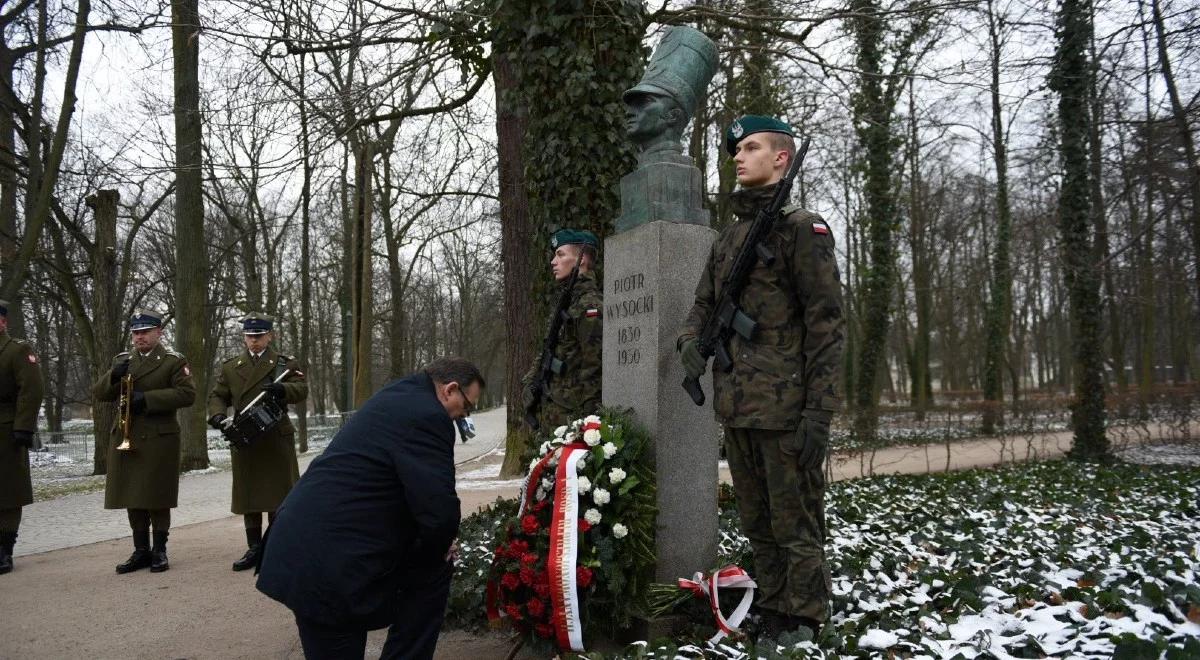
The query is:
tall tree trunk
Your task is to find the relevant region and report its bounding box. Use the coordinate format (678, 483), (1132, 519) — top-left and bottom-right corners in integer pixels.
(850, 0), (900, 444)
(1050, 0), (1108, 460)
(351, 141), (374, 407)
(296, 54), (312, 452)
(1149, 0), (1200, 312)
(172, 0), (210, 471)
(982, 0), (1013, 434)
(906, 77), (932, 420)
(495, 52), (535, 478)
(88, 190), (121, 474)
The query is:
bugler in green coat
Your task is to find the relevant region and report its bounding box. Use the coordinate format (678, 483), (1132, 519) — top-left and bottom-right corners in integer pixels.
(92, 344), (197, 510)
(0, 332), (44, 509)
(208, 348), (306, 514)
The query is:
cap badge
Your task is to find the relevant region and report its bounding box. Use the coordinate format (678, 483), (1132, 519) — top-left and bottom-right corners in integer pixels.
(731, 120), (744, 138)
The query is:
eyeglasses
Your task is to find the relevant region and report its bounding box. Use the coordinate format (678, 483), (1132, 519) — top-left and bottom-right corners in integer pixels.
(456, 385), (476, 416)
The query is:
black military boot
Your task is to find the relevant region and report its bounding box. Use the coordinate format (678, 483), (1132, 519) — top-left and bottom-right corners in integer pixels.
(150, 530), (170, 572)
(232, 526), (262, 572)
(116, 530), (152, 574)
(0, 531), (16, 575)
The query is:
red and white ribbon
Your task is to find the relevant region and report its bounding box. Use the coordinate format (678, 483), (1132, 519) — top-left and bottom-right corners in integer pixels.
(678, 566), (758, 644)
(548, 445), (587, 651)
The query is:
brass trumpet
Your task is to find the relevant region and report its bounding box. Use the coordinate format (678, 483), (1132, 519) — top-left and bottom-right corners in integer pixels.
(116, 373), (134, 451)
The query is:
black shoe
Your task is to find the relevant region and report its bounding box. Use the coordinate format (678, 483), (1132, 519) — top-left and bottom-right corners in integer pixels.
(0, 553), (12, 575)
(150, 549), (169, 572)
(116, 549), (153, 574)
(0, 530), (14, 575)
(232, 545), (260, 572)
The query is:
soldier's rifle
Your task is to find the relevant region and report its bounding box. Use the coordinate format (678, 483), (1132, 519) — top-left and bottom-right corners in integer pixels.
(682, 136), (810, 406)
(524, 265), (580, 430)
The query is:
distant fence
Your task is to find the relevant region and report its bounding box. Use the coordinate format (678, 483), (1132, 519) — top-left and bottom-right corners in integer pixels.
(30, 412), (356, 473)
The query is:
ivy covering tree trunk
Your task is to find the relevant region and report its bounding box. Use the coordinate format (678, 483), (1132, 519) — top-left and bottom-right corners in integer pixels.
(849, 0), (899, 444)
(492, 0), (644, 470)
(982, 0), (1012, 435)
(1049, 0), (1108, 460)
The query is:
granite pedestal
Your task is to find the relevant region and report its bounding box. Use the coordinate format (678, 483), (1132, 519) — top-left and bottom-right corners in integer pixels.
(602, 220), (719, 584)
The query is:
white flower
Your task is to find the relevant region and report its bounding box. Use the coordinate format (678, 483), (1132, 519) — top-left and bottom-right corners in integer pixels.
(593, 487), (610, 505)
(539, 441), (551, 456)
(536, 486), (547, 501)
(583, 429), (602, 447)
(564, 432), (577, 443)
(577, 455), (588, 469)
(584, 415), (602, 426)
(541, 477), (553, 490)
(608, 467), (626, 484)
(584, 508), (602, 525)
(577, 476), (592, 493)
(553, 425), (568, 438)
(602, 442), (617, 459)
(612, 523), (628, 539)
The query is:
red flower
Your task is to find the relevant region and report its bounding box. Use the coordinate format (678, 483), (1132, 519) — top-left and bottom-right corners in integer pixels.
(576, 566), (593, 589)
(520, 567), (536, 586)
(500, 572), (520, 591)
(509, 539), (529, 555)
(534, 623), (554, 638)
(521, 515), (539, 534)
(533, 583), (551, 599)
(505, 603), (523, 621)
(533, 500), (549, 513)
(526, 597), (546, 618)
(578, 519), (592, 533)
(521, 552), (539, 566)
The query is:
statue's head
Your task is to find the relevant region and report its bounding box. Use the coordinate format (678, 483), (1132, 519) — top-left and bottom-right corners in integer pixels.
(622, 26), (718, 151)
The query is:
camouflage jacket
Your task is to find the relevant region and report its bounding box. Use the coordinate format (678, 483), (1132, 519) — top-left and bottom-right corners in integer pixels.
(680, 183), (844, 430)
(524, 271), (603, 428)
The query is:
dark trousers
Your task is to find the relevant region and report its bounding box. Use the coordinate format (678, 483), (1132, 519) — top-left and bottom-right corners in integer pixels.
(294, 560), (452, 660)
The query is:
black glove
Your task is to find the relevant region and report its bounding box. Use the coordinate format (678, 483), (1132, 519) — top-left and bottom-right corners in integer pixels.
(130, 390), (147, 415)
(208, 414), (227, 430)
(263, 383), (286, 401)
(12, 430), (34, 449)
(110, 359), (131, 383)
(794, 415), (830, 471)
(679, 337), (707, 380)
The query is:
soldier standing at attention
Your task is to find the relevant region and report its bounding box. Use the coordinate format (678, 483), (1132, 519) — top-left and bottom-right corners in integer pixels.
(93, 309), (196, 574)
(207, 314), (307, 572)
(678, 116), (844, 638)
(522, 229), (604, 432)
(0, 300), (45, 575)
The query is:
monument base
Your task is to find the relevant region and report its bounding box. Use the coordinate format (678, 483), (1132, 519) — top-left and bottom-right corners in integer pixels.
(602, 220), (719, 584)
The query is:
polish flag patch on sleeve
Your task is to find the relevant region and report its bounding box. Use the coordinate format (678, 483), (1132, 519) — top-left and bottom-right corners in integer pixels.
(183, 364), (191, 376)
(812, 222), (830, 235)
(585, 308), (600, 318)
(27, 353), (37, 364)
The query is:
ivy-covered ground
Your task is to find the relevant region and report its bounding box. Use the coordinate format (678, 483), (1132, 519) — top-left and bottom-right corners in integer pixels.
(448, 459), (1200, 658)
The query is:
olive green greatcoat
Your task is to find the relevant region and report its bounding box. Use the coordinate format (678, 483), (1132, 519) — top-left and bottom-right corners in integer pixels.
(92, 344), (196, 509)
(523, 271), (603, 432)
(0, 333), (45, 508)
(207, 348), (306, 514)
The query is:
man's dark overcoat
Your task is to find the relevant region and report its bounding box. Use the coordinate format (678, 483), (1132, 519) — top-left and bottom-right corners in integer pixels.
(255, 372), (460, 629)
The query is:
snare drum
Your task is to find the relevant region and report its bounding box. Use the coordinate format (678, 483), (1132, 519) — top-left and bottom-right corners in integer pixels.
(224, 400), (286, 446)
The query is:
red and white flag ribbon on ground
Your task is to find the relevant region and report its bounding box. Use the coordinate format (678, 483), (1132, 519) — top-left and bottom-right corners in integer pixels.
(678, 566), (758, 644)
(548, 445), (588, 651)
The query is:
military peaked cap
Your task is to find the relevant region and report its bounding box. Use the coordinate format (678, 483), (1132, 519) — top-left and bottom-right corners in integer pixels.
(129, 308), (164, 331)
(242, 313), (274, 335)
(726, 115), (796, 155)
(550, 229), (599, 251)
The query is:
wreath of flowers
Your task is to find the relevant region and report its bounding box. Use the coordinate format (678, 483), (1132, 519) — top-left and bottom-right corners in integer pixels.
(488, 409), (656, 650)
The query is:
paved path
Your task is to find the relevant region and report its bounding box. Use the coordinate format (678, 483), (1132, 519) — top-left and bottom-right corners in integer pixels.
(15, 407), (506, 557)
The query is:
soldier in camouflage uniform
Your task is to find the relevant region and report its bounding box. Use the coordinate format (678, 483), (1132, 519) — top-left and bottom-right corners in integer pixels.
(522, 229), (604, 433)
(93, 309), (196, 574)
(678, 116), (844, 638)
(0, 300), (45, 575)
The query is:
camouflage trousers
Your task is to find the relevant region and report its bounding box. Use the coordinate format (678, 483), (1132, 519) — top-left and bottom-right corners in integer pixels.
(724, 427), (831, 622)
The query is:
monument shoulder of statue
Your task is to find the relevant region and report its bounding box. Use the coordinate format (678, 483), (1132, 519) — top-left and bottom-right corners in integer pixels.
(616, 26), (718, 233)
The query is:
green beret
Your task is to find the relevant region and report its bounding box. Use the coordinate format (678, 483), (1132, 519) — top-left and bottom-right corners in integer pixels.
(725, 115), (796, 156)
(550, 229), (599, 250)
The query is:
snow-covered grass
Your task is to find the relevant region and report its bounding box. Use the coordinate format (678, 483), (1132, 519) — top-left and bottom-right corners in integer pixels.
(450, 459), (1200, 658)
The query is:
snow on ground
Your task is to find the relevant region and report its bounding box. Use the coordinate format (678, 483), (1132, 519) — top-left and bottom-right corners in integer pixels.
(1120, 442), (1200, 466)
(455, 461), (525, 491)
